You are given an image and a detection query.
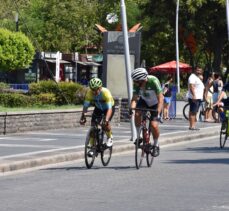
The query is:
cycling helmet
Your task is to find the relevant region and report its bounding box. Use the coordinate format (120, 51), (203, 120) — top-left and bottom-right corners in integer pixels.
(131, 68), (148, 81)
(89, 77), (102, 90)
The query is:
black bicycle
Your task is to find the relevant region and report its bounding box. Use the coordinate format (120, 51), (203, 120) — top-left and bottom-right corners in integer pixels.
(219, 108), (229, 149)
(134, 108), (161, 169)
(84, 115), (112, 169)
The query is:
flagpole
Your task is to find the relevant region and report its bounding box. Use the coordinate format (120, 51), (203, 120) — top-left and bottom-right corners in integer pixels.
(176, 0), (180, 93)
(226, 0), (229, 41)
(120, 0), (137, 141)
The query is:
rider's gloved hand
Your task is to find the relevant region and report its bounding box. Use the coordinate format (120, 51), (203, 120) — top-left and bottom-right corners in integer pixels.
(80, 115), (86, 125)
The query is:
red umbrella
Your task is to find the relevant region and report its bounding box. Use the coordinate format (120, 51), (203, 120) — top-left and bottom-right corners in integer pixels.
(149, 60), (192, 74)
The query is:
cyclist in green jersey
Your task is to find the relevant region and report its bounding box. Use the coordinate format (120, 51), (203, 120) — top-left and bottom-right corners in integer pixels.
(129, 68), (164, 157)
(80, 78), (115, 147)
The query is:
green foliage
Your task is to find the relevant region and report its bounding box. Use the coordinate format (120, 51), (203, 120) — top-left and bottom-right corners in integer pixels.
(57, 82), (85, 105)
(29, 80), (58, 95)
(139, 0), (228, 75)
(0, 28), (35, 70)
(33, 93), (56, 105)
(0, 93), (33, 107)
(176, 88), (188, 101)
(29, 80), (84, 105)
(0, 80), (85, 107)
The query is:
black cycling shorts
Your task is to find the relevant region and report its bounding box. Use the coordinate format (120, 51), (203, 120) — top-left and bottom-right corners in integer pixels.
(91, 106), (115, 124)
(136, 98), (158, 121)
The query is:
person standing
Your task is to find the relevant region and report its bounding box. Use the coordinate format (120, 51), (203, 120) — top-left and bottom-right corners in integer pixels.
(163, 76), (173, 120)
(187, 68), (205, 130)
(204, 73), (214, 122)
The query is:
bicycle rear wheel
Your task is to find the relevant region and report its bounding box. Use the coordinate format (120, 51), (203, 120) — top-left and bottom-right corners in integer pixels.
(146, 132), (154, 167)
(101, 133), (112, 166)
(135, 127), (145, 169)
(85, 128), (96, 169)
(220, 122), (228, 148)
(183, 103), (189, 120)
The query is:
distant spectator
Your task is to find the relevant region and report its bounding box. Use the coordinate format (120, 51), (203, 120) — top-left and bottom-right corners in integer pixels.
(212, 73), (223, 103)
(187, 68), (205, 130)
(163, 76), (173, 120)
(204, 73), (214, 122)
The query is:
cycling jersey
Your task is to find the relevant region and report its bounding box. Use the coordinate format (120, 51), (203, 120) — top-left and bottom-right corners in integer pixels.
(84, 87), (114, 111)
(133, 75), (162, 107)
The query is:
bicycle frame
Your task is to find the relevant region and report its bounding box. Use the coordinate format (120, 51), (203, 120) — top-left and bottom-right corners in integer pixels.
(133, 108), (157, 169)
(84, 114), (112, 168)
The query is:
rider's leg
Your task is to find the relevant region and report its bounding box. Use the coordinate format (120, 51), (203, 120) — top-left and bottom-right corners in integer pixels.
(134, 110), (142, 134)
(104, 106), (115, 147)
(150, 120), (159, 146)
(150, 120), (160, 157)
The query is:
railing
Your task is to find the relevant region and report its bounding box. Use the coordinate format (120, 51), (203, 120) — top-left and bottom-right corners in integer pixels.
(9, 84), (29, 91)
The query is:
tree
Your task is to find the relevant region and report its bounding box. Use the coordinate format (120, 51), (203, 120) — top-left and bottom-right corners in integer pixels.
(0, 28), (35, 70)
(139, 0), (228, 76)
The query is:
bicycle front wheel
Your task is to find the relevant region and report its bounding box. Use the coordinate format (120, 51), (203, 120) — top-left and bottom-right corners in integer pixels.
(101, 134), (112, 166)
(135, 127), (145, 169)
(146, 133), (154, 167)
(220, 122), (228, 149)
(183, 103), (189, 120)
(85, 128), (96, 169)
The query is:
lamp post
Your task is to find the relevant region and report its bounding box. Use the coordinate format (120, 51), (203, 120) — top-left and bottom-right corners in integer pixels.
(176, 0), (180, 93)
(226, 0), (229, 41)
(15, 12), (19, 32)
(120, 0), (137, 141)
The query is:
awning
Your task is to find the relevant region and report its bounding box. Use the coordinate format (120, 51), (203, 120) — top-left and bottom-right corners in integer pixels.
(75, 61), (101, 66)
(45, 59), (71, 64)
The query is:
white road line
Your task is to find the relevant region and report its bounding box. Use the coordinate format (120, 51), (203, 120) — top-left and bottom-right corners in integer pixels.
(0, 144), (62, 148)
(24, 132), (88, 136)
(0, 137), (57, 142)
(0, 145), (84, 160)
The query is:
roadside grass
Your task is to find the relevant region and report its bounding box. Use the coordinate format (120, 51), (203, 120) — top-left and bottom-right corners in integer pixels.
(0, 104), (82, 112)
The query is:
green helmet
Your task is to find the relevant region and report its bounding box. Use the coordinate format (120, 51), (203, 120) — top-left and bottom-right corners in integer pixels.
(89, 77), (102, 90)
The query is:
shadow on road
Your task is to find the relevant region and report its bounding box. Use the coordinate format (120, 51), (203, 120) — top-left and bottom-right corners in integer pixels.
(168, 146), (228, 154)
(42, 165), (137, 171)
(165, 158), (229, 165)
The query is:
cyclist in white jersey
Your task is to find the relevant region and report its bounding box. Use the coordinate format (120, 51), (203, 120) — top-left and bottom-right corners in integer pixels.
(129, 68), (164, 157)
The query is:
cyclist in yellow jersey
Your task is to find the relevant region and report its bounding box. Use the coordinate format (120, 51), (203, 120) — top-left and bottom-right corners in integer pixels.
(130, 68), (164, 157)
(80, 78), (115, 147)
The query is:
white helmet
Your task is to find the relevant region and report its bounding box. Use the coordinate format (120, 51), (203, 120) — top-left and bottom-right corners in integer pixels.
(131, 68), (148, 81)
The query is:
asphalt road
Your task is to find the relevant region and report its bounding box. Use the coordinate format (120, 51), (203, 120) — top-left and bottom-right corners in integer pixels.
(0, 136), (228, 211)
(0, 119), (217, 159)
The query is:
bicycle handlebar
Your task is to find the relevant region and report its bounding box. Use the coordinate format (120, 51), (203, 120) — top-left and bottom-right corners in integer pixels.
(132, 108), (157, 112)
(131, 108), (163, 123)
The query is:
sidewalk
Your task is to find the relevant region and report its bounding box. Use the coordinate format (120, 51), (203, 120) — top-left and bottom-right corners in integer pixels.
(0, 118), (220, 175)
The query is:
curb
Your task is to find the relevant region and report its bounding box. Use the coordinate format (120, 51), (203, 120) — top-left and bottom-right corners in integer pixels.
(0, 127), (220, 174)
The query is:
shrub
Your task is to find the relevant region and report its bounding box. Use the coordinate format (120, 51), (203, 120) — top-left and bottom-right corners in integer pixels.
(0, 93), (33, 107)
(29, 80), (84, 105)
(33, 93), (56, 105)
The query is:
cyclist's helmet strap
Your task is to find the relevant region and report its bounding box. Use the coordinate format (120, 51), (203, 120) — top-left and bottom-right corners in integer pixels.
(89, 78), (102, 90)
(131, 68), (148, 81)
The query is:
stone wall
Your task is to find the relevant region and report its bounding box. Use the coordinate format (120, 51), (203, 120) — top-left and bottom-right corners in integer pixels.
(0, 106), (120, 135)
